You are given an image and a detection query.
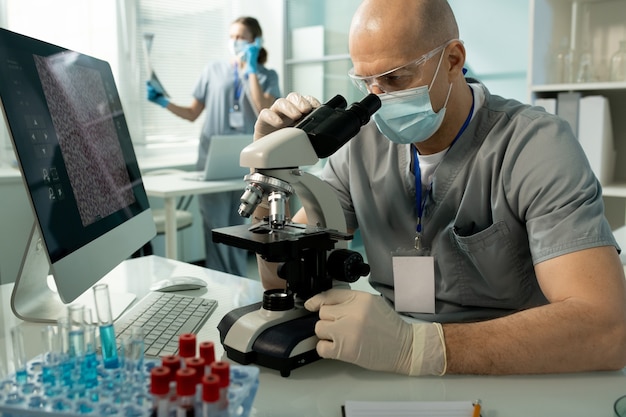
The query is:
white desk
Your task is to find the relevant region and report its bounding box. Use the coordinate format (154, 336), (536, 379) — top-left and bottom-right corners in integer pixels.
(2, 255), (626, 417)
(142, 173), (245, 259)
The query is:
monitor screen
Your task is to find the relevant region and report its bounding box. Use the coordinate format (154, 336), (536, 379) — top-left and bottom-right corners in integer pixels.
(0, 28), (156, 322)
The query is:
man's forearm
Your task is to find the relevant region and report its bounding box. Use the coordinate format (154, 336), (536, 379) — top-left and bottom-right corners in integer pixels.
(443, 300), (626, 374)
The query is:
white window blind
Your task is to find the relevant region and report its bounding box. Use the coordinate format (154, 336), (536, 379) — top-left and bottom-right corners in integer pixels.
(0, 0), (117, 165)
(135, 0), (232, 146)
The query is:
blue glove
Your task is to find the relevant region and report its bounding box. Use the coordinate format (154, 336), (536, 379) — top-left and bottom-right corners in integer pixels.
(243, 38), (262, 75)
(146, 81), (169, 108)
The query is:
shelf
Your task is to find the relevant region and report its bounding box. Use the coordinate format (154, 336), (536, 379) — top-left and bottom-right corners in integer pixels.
(531, 81), (626, 92)
(602, 183), (626, 198)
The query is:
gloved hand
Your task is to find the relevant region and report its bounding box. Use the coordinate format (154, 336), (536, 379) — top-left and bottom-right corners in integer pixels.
(304, 289), (447, 376)
(146, 81), (169, 108)
(254, 92), (321, 140)
(243, 38), (262, 75)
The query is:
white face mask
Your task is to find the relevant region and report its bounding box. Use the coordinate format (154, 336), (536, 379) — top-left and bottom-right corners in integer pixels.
(228, 39), (250, 57)
(373, 49), (452, 145)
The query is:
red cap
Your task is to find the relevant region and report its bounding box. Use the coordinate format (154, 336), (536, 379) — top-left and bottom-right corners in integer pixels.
(161, 355), (181, 381)
(201, 374), (221, 403)
(150, 366), (171, 396)
(185, 357), (205, 384)
(211, 361), (230, 388)
(179, 333), (197, 358)
(199, 341), (215, 365)
(176, 368), (197, 396)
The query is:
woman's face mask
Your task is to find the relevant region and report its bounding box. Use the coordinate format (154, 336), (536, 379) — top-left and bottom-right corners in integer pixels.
(372, 48), (452, 145)
(228, 39), (250, 57)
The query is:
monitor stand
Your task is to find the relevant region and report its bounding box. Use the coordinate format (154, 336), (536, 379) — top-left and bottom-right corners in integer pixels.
(10, 224), (136, 323)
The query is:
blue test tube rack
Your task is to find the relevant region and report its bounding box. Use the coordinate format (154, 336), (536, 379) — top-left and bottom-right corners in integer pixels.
(0, 355), (259, 417)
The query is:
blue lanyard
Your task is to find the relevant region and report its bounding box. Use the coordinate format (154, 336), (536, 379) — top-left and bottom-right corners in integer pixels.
(413, 88), (474, 249)
(233, 64), (243, 103)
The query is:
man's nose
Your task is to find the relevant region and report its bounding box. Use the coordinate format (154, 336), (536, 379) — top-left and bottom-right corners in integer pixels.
(368, 83), (385, 95)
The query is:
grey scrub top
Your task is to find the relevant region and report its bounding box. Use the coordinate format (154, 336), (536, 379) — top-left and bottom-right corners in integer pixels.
(192, 61), (280, 170)
(321, 82), (618, 323)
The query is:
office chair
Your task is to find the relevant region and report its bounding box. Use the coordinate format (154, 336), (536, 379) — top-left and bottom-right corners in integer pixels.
(133, 169), (194, 257)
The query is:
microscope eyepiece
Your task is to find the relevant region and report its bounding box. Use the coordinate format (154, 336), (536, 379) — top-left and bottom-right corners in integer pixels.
(348, 94), (382, 126)
(294, 94), (381, 158)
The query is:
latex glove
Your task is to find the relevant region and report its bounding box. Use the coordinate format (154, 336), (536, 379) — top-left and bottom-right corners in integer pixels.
(304, 289), (447, 376)
(254, 92), (321, 140)
(243, 38), (262, 75)
(146, 81), (169, 108)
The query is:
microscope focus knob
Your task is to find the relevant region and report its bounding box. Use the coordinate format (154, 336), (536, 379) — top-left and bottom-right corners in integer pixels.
(327, 249), (371, 283)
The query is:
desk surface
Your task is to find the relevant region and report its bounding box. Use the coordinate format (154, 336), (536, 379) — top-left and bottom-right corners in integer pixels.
(2, 255), (626, 417)
(142, 172), (245, 198)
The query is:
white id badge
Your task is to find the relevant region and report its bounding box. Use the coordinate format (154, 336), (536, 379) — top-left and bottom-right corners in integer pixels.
(229, 108), (244, 129)
(392, 255), (435, 314)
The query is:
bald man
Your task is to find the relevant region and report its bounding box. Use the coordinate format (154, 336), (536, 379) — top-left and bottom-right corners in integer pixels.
(253, 0), (626, 375)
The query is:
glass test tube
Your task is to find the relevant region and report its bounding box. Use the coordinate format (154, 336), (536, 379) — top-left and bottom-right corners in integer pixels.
(124, 327), (146, 381)
(41, 325), (60, 386)
(67, 303), (86, 357)
(10, 325), (27, 384)
(56, 316), (73, 387)
(82, 308), (99, 389)
(93, 283), (119, 369)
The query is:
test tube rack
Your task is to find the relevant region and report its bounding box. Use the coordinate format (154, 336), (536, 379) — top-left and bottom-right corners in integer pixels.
(0, 355), (259, 417)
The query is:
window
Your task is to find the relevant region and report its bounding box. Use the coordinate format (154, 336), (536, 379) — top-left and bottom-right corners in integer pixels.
(132, 0), (234, 146)
(0, 0), (237, 163)
(0, 0), (118, 164)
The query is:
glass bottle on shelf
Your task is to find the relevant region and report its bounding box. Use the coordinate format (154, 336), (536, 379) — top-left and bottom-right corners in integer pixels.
(576, 49), (594, 83)
(552, 37), (573, 84)
(609, 40), (626, 82)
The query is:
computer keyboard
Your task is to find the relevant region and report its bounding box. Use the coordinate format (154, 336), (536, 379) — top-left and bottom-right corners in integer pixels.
(113, 291), (218, 358)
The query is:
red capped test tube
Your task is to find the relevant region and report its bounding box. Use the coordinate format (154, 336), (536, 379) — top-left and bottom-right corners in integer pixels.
(210, 361), (230, 414)
(176, 368), (197, 417)
(150, 366), (171, 417)
(201, 374), (220, 417)
(179, 333), (197, 361)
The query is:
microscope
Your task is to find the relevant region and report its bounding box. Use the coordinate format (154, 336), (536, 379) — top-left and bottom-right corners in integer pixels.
(213, 94), (381, 377)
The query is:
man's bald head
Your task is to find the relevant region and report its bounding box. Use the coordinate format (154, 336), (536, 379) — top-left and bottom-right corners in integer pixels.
(349, 0), (459, 72)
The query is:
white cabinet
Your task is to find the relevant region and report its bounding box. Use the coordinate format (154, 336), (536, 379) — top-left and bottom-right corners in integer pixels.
(529, 0), (626, 228)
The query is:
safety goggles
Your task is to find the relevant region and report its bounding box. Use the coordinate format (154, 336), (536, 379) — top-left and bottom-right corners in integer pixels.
(348, 39), (459, 95)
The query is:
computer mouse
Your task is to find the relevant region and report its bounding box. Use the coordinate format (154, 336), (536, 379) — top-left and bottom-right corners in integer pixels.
(150, 276), (208, 292)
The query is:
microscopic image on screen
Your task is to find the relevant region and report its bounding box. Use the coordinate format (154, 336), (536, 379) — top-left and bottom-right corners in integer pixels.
(33, 52), (135, 227)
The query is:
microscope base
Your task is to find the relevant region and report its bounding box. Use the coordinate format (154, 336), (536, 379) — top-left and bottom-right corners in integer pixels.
(218, 302), (321, 377)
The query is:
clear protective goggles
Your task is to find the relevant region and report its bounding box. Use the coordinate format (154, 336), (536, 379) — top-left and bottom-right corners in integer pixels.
(348, 39), (459, 95)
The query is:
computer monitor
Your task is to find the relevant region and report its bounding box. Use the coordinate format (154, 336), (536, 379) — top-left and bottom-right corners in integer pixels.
(0, 28), (156, 323)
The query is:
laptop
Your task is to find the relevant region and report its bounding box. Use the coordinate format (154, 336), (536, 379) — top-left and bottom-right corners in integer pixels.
(186, 134), (253, 181)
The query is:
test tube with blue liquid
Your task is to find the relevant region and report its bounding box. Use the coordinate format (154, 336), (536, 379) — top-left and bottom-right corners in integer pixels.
(10, 326), (27, 384)
(82, 308), (99, 389)
(68, 303), (86, 358)
(40, 325), (60, 387)
(93, 283), (120, 369)
(56, 316), (74, 387)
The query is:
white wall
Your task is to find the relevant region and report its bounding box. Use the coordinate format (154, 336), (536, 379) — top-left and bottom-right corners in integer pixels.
(237, 0), (530, 103)
(449, 0), (530, 103)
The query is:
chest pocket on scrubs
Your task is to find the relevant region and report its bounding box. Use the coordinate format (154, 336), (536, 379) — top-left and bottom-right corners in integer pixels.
(447, 220), (536, 309)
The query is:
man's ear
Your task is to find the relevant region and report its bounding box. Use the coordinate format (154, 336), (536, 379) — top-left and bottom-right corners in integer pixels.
(446, 40), (466, 77)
